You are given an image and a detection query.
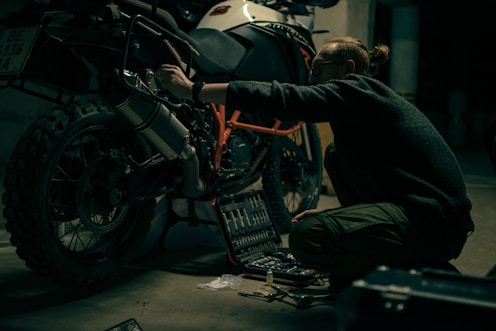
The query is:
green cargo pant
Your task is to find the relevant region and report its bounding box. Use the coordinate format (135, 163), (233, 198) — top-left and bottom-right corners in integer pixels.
(288, 202), (412, 279)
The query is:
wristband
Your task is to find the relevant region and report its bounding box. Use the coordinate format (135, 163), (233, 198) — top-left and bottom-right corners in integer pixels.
(192, 81), (205, 102)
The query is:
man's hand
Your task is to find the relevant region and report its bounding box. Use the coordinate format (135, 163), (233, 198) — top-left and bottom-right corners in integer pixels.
(155, 64), (194, 100)
(291, 209), (321, 224)
(156, 64), (229, 105)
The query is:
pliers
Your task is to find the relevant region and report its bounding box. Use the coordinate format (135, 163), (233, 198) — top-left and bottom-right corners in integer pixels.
(238, 285), (335, 309)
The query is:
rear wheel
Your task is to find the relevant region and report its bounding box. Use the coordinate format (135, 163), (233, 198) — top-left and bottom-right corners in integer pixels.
(263, 123), (322, 234)
(2, 100), (155, 285)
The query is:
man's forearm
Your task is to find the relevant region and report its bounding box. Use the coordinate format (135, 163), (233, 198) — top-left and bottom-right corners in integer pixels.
(196, 83), (229, 105)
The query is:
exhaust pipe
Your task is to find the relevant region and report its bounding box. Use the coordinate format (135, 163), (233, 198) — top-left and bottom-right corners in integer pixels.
(101, 74), (206, 197)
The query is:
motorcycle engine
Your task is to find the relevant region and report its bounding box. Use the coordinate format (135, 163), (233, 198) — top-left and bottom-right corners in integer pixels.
(224, 133), (252, 174)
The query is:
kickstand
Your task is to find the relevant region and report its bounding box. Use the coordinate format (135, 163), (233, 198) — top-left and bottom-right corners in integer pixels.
(132, 199), (179, 262)
(152, 198), (181, 251)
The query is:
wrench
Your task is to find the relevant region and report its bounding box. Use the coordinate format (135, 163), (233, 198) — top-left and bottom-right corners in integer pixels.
(270, 285), (335, 309)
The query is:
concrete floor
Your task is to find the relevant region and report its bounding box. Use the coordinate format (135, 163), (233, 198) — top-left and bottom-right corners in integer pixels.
(0, 146), (495, 331)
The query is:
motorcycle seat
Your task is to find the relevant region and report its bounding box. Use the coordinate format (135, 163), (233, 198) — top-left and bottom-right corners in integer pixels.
(188, 28), (246, 77)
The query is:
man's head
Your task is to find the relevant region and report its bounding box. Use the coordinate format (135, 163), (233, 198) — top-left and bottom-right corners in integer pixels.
(308, 37), (389, 85)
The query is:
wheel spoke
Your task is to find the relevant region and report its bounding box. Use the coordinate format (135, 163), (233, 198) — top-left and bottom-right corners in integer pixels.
(2, 101), (157, 284)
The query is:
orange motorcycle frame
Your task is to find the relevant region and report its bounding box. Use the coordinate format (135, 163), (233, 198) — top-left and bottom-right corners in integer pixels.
(210, 103), (303, 171)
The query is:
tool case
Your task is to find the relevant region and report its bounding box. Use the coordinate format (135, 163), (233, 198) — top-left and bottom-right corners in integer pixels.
(215, 190), (318, 286)
(335, 265), (496, 331)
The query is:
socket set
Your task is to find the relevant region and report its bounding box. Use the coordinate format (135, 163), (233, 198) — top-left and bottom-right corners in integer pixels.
(216, 190), (317, 286)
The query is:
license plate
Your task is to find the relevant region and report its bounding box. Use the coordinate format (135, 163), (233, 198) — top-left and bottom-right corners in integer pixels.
(0, 25), (41, 76)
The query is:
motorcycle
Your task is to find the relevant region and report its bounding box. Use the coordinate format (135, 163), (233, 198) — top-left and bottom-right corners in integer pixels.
(0, 0), (337, 285)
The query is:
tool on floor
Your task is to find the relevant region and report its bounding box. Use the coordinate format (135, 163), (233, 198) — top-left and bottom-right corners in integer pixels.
(238, 284), (335, 309)
(104, 318), (143, 331)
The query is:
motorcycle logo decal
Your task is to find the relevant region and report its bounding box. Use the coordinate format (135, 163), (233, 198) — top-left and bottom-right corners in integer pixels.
(300, 48), (313, 71)
(263, 22), (314, 70)
(210, 5), (231, 16)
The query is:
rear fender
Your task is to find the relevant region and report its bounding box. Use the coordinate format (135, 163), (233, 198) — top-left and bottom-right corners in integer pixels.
(21, 45), (95, 93)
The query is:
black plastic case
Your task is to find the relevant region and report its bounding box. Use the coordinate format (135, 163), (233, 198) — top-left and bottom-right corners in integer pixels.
(216, 190), (317, 286)
(335, 265), (496, 331)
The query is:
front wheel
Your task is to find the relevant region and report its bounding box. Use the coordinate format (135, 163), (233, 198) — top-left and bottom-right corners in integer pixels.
(2, 100), (156, 285)
(263, 122), (323, 234)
